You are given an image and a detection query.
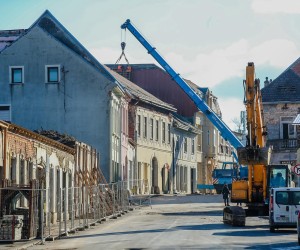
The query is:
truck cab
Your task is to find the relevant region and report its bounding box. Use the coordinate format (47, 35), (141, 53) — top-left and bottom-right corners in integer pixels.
(269, 187), (300, 232)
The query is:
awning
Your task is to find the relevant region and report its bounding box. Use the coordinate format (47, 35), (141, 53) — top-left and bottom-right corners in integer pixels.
(292, 114), (300, 125)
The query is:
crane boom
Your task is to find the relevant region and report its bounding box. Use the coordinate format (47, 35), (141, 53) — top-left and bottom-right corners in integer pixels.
(121, 19), (243, 150)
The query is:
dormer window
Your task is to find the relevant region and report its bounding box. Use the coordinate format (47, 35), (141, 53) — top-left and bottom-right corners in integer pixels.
(46, 65), (60, 83)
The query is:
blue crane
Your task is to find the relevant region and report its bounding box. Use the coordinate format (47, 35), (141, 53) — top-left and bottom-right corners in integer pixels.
(121, 19), (244, 153)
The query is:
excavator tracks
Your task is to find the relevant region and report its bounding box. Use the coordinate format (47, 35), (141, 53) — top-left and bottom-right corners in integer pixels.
(223, 206), (246, 226)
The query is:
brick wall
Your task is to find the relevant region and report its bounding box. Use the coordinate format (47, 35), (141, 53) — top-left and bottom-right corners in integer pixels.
(7, 133), (36, 159)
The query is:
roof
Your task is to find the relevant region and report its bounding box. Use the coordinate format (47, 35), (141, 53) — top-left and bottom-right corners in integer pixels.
(106, 63), (160, 71)
(104, 65), (176, 112)
(0, 121), (75, 154)
(0, 10), (123, 89)
(262, 58), (300, 103)
(172, 112), (201, 134)
(0, 29), (26, 52)
(292, 114), (300, 125)
(107, 63), (211, 102)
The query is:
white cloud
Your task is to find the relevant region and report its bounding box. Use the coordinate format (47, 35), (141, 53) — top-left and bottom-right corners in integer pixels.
(218, 97), (245, 131)
(89, 39), (298, 132)
(164, 38), (298, 87)
(251, 0), (300, 14)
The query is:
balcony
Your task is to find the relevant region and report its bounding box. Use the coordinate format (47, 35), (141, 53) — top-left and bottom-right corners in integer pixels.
(267, 139), (300, 151)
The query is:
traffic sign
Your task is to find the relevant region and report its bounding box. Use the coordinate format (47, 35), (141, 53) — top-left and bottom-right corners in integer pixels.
(293, 164), (300, 176)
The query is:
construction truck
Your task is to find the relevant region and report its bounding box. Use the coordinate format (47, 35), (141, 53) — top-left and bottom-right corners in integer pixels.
(120, 20), (292, 225)
(212, 162), (248, 194)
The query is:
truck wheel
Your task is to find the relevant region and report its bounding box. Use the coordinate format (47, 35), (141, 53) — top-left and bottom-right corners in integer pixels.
(270, 226), (275, 233)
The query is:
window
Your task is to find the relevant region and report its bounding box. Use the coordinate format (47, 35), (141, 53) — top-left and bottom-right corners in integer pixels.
(213, 130), (217, 146)
(46, 65), (60, 83)
(219, 144), (224, 154)
(167, 124), (171, 144)
(137, 115), (141, 137)
(184, 138), (187, 153)
(197, 134), (202, 151)
(155, 120), (159, 141)
(0, 105), (11, 122)
(175, 136), (180, 151)
(143, 117), (147, 138)
(270, 168), (287, 188)
(207, 130), (210, 145)
(150, 118), (154, 140)
(275, 191), (300, 205)
(275, 191), (289, 205)
(280, 117), (296, 139)
(10, 66), (24, 84)
(162, 122), (166, 142)
(192, 139), (195, 155)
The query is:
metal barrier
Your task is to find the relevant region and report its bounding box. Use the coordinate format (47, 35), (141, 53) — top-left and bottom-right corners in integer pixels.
(0, 180), (142, 242)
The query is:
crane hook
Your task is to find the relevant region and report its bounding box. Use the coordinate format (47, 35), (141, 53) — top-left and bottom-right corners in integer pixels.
(121, 42), (126, 51)
(115, 42), (129, 64)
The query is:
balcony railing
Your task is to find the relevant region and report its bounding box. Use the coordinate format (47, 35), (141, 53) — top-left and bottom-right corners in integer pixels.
(267, 139), (300, 151)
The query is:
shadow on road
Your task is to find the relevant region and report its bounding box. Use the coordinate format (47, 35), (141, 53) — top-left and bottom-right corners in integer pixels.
(161, 210), (223, 216)
(244, 241), (298, 249)
(59, 222), (290, 241)
(151, 194), (224, 205)
(214, 228), (296, 237)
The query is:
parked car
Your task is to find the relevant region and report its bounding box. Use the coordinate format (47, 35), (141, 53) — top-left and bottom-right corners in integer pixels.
(269, 187), (300, 232)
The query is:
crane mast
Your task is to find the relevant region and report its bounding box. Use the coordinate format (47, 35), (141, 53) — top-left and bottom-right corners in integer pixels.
(121, 19), (243, 151)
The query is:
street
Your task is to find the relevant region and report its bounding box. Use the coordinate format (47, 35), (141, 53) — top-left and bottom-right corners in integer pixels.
(26, 194), (299, 250)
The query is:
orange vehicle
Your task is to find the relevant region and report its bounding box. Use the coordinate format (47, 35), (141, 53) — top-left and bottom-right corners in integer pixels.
(223, 63), (292, 225)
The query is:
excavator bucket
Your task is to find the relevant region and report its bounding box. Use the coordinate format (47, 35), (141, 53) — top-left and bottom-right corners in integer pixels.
(223, 206), (246, 226)
(237, 147), (271, 165)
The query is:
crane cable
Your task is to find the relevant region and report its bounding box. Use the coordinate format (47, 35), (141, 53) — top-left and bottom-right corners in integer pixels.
(115, 29), (129, 64)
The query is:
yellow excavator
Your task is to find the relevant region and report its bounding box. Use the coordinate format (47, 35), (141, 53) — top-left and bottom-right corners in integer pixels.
(223, 62), (292, 226)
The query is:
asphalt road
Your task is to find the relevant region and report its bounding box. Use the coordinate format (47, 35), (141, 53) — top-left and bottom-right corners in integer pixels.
(25, 194), (300, 250)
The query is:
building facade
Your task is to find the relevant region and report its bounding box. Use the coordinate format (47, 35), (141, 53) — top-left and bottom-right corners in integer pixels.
(0, 11), (126, 182)
(0, 121), (75, 232)
(262, 58), (300, 167)
(172, 114), (200, 194)
(108, 68), (177, 194)
(107, 64), (234, 189)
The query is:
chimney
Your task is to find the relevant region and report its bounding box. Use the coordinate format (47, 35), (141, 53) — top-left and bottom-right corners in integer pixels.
(264, 77), (270, 87)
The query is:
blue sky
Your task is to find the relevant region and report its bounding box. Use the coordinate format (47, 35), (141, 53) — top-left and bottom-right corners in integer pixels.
(1, 0), (300, 130)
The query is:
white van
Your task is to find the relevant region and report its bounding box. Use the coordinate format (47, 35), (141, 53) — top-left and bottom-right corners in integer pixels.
(269, 187), (300, 232)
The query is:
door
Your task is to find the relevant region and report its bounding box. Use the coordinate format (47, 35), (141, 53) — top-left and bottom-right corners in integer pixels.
(273, 190), (290, 224)
(290, 191), (300, 223)
(283, 124), (289, 139)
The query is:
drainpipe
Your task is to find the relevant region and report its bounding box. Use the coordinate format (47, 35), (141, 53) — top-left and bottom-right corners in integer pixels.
(134, 130), (138, 190)
(172, 133), (176, 194)
(3, 128), (7, 184)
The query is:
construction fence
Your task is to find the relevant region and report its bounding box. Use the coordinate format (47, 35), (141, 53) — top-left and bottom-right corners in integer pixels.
(0, 179), (151, 242)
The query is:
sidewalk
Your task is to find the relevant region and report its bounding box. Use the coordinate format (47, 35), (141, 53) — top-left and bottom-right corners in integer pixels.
(0, 239), (41, 250)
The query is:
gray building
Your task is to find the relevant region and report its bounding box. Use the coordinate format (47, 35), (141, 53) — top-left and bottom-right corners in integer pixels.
(0, 10), (126, 181)
(262, 58), (300, 167)
(172, 113), (200, 194)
